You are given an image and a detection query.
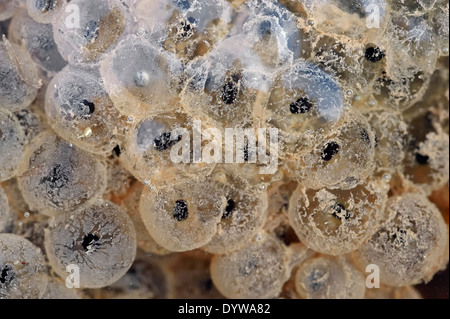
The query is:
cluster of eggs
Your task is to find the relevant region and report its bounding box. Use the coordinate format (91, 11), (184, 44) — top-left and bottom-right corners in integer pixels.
(0, 0), (449, 299)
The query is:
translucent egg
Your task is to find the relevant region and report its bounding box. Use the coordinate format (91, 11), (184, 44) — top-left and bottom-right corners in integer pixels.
(294, 255), (366, 299)
(181, 35), (274, 129)
(17, 131), (107, 216)
(229, 0), (302, 63)
(45, 65), (127, 155)
(44, 201), (137, 288)
(99, 35), (184, 119)
(288, 181), (388, 255)
(210, 233), (290, 299)
(26, 0), (65, 24)
(131, 0), (232, 61)
(121, 113), (215, 187)
(290, 112), (376, 190)
(359, 192), (449, 286)
(8, 9), (67, 73)
(203, 170), (269, 254)
(139, 178), (226, 252)
(0, 233), (48, 299)
(0, 40), (40, 112)
(0, 108), (27, 182)
(261, 60), (345, 153)
(53, 0), (131, 64)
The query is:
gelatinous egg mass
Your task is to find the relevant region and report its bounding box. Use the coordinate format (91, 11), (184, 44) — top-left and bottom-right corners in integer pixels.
(0, 0), (448, 300)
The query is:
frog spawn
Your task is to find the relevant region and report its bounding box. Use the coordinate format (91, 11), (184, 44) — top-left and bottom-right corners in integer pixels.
(52, 0), (130, 65)
(0, 234), (48, 299)
(139, 178), (226, 252)
(99, 35), (184, 119)
(210, 233), (290, 299)
(294, 255), (366, 299)
(8, 9), (67, 74)
(120, 113), (215, 187)
(0, 40), (40, 112)
(17, 132), (107, 216)
(288, 180), (388, 256)
(44, 201), (137, 288)
(0, 0), (448, 299)
(45, 65), (126, 155)
(290, 112), (377, 190)
(358, 192), (448, 286)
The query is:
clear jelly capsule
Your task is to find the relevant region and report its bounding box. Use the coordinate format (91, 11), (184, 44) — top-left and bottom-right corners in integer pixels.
(8, 9), (67, 74)
(53, 0), (130, 65)
(45, 65), (127, 155)
(261, 60), (345, 153)
(291, 112), (376, 190)
(120, 113), (214, 187)
(44, 201), (137, 289)
(294, 255), (366, 299)
(121, 182), (171, 256)
(0, 40), (40, 112)
(0, 233), (48, 299)
(0, 0), (16, 21)
(210, 232), (290, 299)
(229, 0), (302, 63)
(359, 192), (449, 287)
(139, 178), (226, 252)
(181, 34), (274, 129)
(17, 131), (107, 216)
(203, 170), (269, 255)
(0, 108), (27, 182)
(26, 0), (65, 24)
(230, 0), (302, 59)
(288, 180), (388, 256)
(99, 34), (183, 119)
(131, 0), (232, 61)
